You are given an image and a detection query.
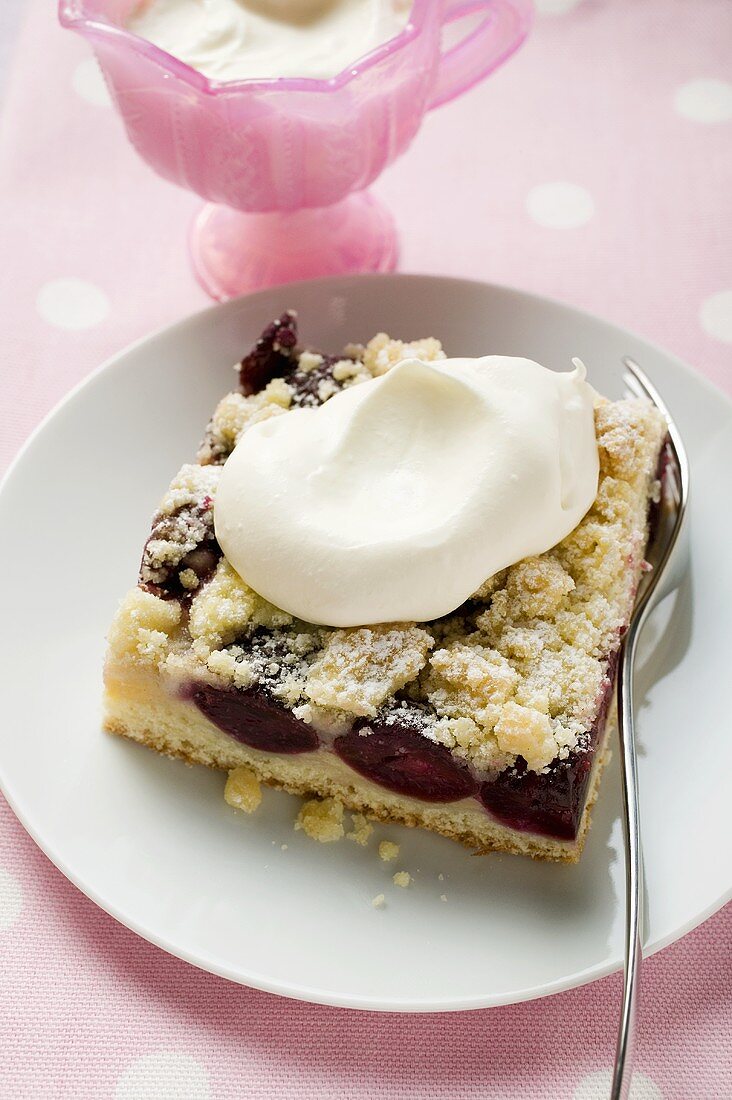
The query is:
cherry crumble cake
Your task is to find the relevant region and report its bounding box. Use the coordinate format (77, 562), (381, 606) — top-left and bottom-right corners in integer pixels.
(104, 312), (667, 862)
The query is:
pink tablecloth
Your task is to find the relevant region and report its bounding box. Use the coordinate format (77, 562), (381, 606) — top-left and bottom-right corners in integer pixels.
(1, 2), (731, 1097)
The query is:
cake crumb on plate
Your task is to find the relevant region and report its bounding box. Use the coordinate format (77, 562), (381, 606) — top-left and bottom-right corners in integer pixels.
(372, 894), (386, 909)
(295, 797), (345, 842)
(224, 767), (262, 813)
(346, 813), (374, 846)
(393, 871), (412, 888)
(379, 840), (400, 862)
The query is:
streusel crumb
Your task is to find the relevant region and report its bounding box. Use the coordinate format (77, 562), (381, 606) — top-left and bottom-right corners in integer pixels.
(426, 643), (518, 731)
(363, 333), (445, 377)
(306, 624), (433, 718)
(178, 568), (200, 591)
(372, 894), (386, 909)
(494, 701), (557, 772)
(392, 871), (412, 888)
(347, 813), (374, 846)
(505, 557), (575, 618)
(379, 841), (400, 862)
(297, 351), (323, 373)
(189, 559), (292, 655)
(107, 588), (181, 669)
(224, 767), (262, 813)
(296, 798), (345, 843)
(198, 379), (292, 465)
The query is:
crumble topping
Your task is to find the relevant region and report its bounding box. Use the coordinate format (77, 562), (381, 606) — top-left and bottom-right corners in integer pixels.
(295, 797), (345, 842)
(208, 629), (321, 707)
(197, 380), (292, 465)
(107, 588), (182, 668)
(189, 558), (293, 655)
(594, 400), (659, 482)
(224, 766), (262, 813)
(291, 700), (352, 736)
(293, 350), (323, 373)
(494, 702), (557, 772)
(305, 624), (433, 718)
(178, 568), (200, 591)
(363, 333), (445, 376)
(505, 557), (575, 618)
(206, 648), (256, 691)
(426, 644), (519, 726)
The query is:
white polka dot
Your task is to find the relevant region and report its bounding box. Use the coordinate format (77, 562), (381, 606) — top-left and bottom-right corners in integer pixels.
(36, 278), (110, 331)
(574, 1069), (663, 1100)
(115, 1053), (210, 1100)
(526, 182), (595, 229)
(700, 290), (732, 344)
(674, 78), (732, 123)
(0, 866), (23, 930)
(72, 58), (112, 107)
(535, 0), (584, 13)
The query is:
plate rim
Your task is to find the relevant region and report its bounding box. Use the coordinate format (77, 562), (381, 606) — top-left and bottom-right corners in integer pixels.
(1, 273), (731, 1012)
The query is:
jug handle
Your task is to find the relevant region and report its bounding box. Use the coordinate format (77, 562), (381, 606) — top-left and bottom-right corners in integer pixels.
(428, 0), (533, 110)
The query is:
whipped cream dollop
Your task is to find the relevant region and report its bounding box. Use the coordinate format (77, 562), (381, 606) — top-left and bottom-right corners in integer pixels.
(215, 355), (600, 627)
(127, 0), (411, 82)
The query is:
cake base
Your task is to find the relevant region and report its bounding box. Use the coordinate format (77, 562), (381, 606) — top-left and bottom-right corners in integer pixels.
(104, 669), (612, 863)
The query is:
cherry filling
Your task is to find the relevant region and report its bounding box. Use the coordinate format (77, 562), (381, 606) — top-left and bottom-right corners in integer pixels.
(479, 659), (617, 839)
(334, 722), (478, 804)
(187, 684), (318, 754)
(184, 656), (617, 835)
(139, 493), (221, 600)
(478, 753), (594, 839)
(239, 310), (299, 396)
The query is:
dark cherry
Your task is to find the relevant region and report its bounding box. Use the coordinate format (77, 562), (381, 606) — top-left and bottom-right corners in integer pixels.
(239, 310), (299, 396)
(139, 488), (220, 599)
(179, 542), (220, 583)
(479, 658), (618, 839)
(335, 723), (478, 803)
(187, 683), (319, 754)
(479, 752), (594, 839)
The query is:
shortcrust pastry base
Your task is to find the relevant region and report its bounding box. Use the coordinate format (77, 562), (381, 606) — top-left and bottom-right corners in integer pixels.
(104, 669), (613, 864)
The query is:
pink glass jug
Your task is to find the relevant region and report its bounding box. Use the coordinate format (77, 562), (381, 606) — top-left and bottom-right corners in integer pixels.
(60, 1), (532, 300)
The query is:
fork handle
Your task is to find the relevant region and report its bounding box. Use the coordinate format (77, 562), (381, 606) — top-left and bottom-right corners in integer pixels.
(611, 633), (645, 1100)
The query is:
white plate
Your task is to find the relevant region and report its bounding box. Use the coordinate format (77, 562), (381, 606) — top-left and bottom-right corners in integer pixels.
(1, 275), (730, 1011)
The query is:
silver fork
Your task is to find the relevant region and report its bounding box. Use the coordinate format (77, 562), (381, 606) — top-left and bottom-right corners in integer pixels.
(610, 358), (690, 1100)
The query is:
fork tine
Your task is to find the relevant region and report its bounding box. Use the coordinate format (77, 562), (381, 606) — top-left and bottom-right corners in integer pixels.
(623, 357), (690, 501)
(623, 372), (644, 400)
(623, 357), (668, 417)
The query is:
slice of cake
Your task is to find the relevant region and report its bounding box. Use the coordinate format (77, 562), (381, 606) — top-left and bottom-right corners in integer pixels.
(104, 312), (667, 862)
